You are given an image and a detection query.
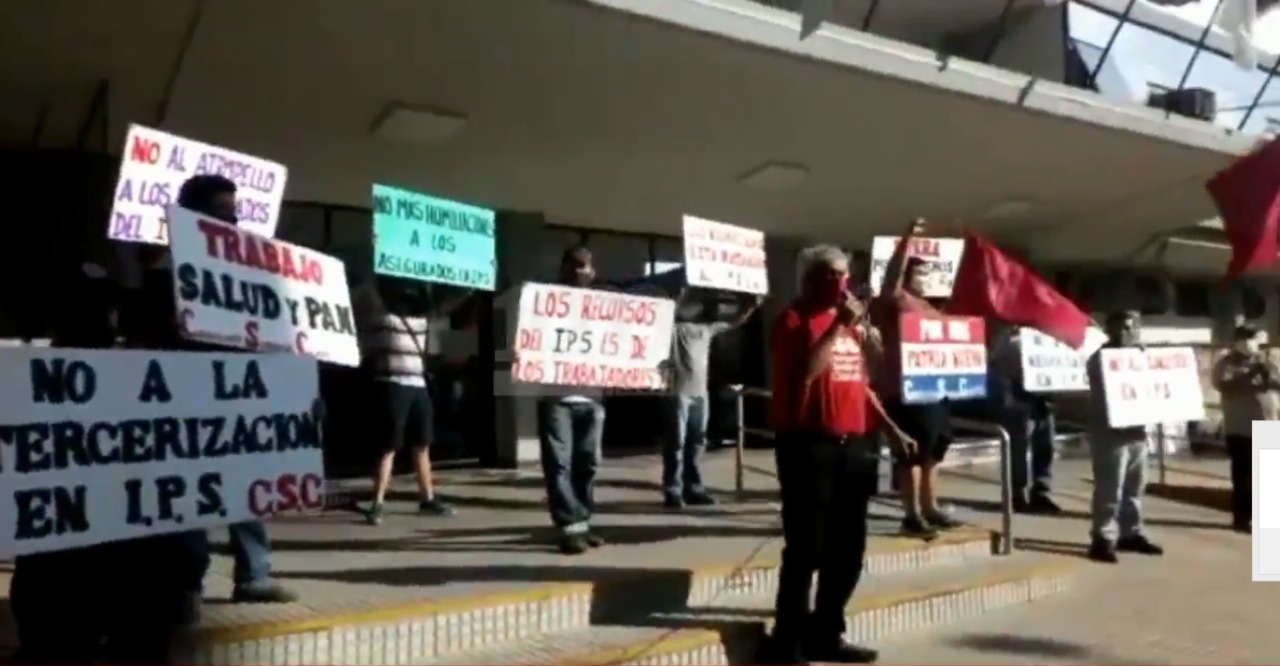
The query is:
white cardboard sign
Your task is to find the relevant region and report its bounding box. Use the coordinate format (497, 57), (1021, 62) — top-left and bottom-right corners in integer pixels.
(168, 206), (361, 367)
(682, 215), (769, 295)
(512, 283), (675, 390)
(108, 124), (289, 245)
(0, 348), (324, 558)
(1098, 346), (1205, 429)
(1019, 328), (1107, 392)
(868, 236), (964, 298)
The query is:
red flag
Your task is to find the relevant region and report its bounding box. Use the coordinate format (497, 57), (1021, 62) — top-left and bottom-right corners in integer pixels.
(944, 234), (1090, 349)
(1206, 136), (1280, 279)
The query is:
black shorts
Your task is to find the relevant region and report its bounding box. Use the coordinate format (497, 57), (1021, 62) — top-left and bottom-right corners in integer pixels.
(379, 381), (435, 451)
(885, 400), (952, 466)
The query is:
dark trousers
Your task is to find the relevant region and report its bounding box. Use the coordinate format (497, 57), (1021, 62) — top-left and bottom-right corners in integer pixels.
(772, 432), (877, 645)
(1006, 399), (1056, 499)
(1227, 434), (1252, 527)
(537, 398), (604, 533)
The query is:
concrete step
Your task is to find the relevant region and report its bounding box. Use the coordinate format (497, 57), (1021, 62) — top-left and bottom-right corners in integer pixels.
(190, 528), (997, 665)
(425, 553), (1077, 665)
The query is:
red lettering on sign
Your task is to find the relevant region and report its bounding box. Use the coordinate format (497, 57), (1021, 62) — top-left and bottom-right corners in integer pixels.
(196, 219), (324, 285)
(248, 473), (324, 517)
(532, 290), (571, 319)
(129, 136), (162, 165)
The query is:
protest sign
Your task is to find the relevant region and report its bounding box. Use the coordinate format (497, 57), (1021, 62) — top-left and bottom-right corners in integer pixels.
(168, 206), (360, 367)
(1099, 346), (1205, 429)
(108, 124), (288, 245)
(512, 283), (675, 390)
(0, 348), (323, 558)
(868, 236), (964, 298)
(1019, 327), (1108, 392)
(899, 313), (987, 404)
(682, 215), (768, 295)
(372, 184), (497, 290)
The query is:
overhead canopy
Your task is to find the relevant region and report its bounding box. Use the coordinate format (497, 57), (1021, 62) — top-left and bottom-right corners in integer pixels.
(0, 0), (1257, 264)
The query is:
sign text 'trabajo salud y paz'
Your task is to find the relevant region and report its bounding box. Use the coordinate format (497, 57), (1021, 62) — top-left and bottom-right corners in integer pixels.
(168, 206), (362, 367)
(372, 184), (497, 291)
(0, 348), (324, 558)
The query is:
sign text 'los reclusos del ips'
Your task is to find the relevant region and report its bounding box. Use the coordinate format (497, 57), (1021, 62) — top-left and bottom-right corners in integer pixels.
(168, 206), (361, 367)
(372, 184), (497, 291)
(899, 313), (987, 404)
(1098, 346), (1205, 429)
(0, 348), (324, 559)
(681, 215), (769, 295)
(108, 124), (288, 245)
(512, 284), (676, 390)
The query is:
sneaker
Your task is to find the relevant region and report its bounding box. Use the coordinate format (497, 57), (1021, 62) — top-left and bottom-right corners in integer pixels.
(900, 515), (938, 539)
(232, 580), (299, 604)
(559, 534), (590, 556)
(1116, 534), (1163, 556)
(584, 532), (605, 548)
(419, 498), (456, 517)
(922, 510), (963, 529)
(806, 639), (880, 664)
(1027, 495), (1064, 515)
(663, 495), (685, 510)
(1012, 494), (1031, 514)
(363, 502), (384, 526)
(684, 491), (717, 507)
(1088, 538), (1118, 564)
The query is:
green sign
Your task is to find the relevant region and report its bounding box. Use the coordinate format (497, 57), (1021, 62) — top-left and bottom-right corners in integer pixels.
(372, 184), (497, 290)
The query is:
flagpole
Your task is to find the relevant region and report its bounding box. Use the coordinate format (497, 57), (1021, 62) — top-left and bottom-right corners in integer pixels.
(1240, 52), (1280, 129)
(1175, 0), (1230, 91)
(1088, 0), (1139, 89)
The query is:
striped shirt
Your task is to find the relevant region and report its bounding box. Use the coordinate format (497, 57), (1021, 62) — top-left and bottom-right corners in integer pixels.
(361, 313), (429, 387)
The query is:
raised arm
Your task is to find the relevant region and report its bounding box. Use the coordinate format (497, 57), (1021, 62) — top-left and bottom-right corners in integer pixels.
(878, 218), (926, 297)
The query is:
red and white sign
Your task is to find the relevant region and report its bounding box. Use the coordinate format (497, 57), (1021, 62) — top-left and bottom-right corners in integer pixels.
(108, 124), (288, 245)
(167, 206), (361, 367)
(1099, 347), (1205, 429)
(682, 215), (769, 295)
(869, 236), (964, 298)
(898, 313), (987, 404)
(0, 348), (323, 558)
(512, 283), (676, 389)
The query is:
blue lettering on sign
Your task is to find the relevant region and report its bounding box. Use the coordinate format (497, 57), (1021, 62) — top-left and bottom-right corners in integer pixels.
(371, 184), (497, 290)
(902, 373), (988, 405)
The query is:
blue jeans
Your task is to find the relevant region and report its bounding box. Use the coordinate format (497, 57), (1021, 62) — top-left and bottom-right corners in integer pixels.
(1004, 399), (1056, 499)
(662, 394), (709, 500)
(229, 521), (272, 586)
(537, 399), (604, 534)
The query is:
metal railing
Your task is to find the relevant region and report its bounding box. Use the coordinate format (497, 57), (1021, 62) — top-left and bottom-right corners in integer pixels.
(730, 386), (1015, 556)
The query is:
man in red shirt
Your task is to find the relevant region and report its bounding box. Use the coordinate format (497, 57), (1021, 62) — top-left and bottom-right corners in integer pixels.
(871, 219), (961, 538)
(763, 244), (915, 665)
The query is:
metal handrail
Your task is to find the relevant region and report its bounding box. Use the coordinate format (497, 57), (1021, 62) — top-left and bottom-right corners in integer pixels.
(730, 385), (1015, 556)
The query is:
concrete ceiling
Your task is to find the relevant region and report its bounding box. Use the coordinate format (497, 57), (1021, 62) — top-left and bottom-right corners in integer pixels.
(755, 0), (1053, 45)
(0, 0), (1253, 263)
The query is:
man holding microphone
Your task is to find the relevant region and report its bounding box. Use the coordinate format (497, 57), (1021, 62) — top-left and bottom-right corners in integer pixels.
(762, 244), (914, 665)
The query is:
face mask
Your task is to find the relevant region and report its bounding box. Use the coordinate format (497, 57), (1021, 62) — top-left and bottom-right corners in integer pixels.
(811, 276), (847, 307)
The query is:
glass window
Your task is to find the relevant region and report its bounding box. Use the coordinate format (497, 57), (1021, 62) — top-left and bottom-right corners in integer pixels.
(651, 237), (684, 276)
(1173, 279), (1212, 317)
(581, 231), (651, 283)
(276, 203), (326, 249)
(1178, 47), (1280, 133)
(1243, 284), (1267, 320)
(328, 208), (374, 288)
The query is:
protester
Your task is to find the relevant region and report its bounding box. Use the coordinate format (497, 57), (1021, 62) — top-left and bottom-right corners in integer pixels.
(1211, 323), (1279, 533)
(761, 244), (915, 665)
(357, 276), (461, 525)
(1084, 310), (1163, 563)
(128, 174), (298, 603)
(536, 245), (608, 555)
(8, 257), (209, 665)
(661, 288), (762, 508)
(871, 219), (960, 537)
(989, 325), (1062, 514)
